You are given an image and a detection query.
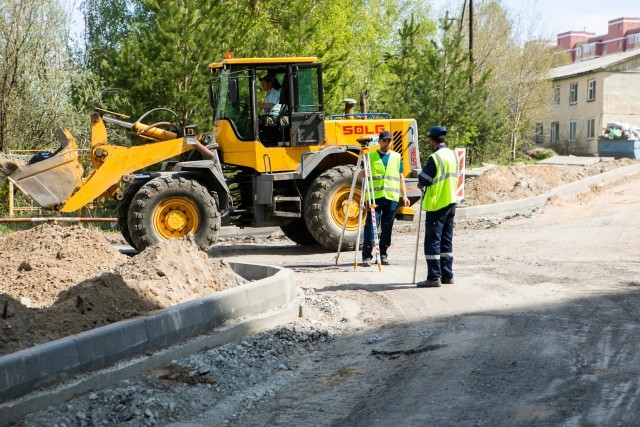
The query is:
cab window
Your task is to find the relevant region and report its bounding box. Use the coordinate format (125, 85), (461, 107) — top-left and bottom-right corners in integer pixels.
(294, 67), (321, 113)
(214, 69), (253, 140)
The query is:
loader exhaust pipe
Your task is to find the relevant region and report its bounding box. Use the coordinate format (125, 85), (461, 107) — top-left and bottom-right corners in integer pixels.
(342, 99), (356, 119)
(360, 89), (367, 114)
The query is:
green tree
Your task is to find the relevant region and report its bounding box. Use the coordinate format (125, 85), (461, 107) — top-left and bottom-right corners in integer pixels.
(383, 13), (436, 121)
(384, 13), (500, 163)
(81, 0), (134, 75)
(0, 0), (70, 151)
(81, 0), (433, 124)
(469, 0), (554, 161)
(246, 0), (409, 115)
(0, 0), (103, 216)
(83, 0), (245, 129)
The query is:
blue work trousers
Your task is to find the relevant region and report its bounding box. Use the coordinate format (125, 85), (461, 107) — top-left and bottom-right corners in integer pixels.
(362, 198), (397, 260)
(424, 203), (456, 280)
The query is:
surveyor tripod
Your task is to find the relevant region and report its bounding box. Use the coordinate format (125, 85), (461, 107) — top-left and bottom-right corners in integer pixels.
(334, 140), (382, 270)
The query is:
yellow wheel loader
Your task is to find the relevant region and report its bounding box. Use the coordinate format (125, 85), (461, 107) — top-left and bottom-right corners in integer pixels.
(5, 56), (423, 252)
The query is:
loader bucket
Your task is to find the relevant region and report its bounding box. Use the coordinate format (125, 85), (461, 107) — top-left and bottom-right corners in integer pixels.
(7, 128), (84, 209)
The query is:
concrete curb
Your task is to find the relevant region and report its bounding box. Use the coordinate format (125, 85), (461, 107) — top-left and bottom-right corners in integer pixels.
(219, 226), (279, 238)
(0, 262), (298, 417)
(456, 163), (640, 220)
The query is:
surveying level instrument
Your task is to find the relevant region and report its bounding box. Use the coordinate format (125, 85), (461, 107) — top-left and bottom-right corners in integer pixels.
(335, 137), (383, 271)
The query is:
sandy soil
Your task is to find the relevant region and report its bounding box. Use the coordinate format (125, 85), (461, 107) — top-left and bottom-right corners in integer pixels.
(462, 158), (634, 206)
(0, 225), (245, 355)
(0, 155), (29, 176)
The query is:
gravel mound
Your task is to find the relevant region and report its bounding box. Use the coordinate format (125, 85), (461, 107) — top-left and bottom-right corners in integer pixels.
(21, 324), (332, 426)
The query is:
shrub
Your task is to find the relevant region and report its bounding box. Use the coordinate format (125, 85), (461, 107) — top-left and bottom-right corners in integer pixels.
(527, 147), (557, 161)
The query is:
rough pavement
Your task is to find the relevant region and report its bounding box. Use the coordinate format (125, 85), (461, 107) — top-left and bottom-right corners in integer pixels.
(12, 172), (640, 426)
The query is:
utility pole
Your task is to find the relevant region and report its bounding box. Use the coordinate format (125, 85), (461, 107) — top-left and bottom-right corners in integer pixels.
(469, 0), (473, 88)
(459, 0), (474, 88)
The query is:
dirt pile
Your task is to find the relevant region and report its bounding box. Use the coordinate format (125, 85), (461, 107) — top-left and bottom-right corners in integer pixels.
(0, 225), (246, 355)
(0, 224), (127, 308)
(0, 153), (29, 176)
(463, 159), (635, 206)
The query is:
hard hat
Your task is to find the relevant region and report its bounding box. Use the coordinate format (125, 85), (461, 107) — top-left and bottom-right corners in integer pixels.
(428, 126), (447, 138)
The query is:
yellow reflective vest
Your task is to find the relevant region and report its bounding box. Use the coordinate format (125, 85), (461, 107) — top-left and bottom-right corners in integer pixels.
(422, 147), (458, 211)
(369, 150), (402, 202)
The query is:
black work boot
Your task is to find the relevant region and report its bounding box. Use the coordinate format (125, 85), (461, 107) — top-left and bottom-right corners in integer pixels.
(441, 277), (454, 284)
(417, 278), (441, 288)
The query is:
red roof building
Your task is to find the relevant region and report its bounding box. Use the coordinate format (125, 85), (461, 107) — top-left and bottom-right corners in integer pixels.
(555, 17), (640, 62)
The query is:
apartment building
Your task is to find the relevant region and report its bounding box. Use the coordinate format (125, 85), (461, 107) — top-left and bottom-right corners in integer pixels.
(555, 17), (640, 62)
(539, 50), (640, 155)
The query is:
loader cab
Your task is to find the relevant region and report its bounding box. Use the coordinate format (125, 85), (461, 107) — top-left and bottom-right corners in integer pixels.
(210, 57), (325, 157)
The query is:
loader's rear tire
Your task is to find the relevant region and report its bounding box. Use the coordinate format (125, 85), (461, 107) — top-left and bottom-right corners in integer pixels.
(304, 165), (365, 251)
(280, 218), (318, 246)
(117, 180), (146, 248)
(127, 176), (220, 252)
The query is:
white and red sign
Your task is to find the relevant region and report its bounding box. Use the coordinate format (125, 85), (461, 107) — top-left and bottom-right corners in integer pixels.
(455, 148), (465, 201)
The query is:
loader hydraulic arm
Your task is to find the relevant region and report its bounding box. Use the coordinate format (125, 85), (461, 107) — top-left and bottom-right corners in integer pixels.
(59, 111), (196, 212)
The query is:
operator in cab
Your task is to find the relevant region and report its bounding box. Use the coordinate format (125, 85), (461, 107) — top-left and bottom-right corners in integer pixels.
(258, 74), (280, 115)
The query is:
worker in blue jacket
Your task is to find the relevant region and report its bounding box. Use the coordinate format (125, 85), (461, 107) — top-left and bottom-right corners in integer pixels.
(417, 126), (459, 288)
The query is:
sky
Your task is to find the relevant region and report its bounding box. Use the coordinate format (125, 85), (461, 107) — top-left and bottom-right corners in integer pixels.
(64, 0), (639, 42)
(432, 0), (640, 39)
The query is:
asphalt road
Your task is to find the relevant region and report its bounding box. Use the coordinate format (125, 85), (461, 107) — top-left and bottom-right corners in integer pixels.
(216, 174), (640, 426)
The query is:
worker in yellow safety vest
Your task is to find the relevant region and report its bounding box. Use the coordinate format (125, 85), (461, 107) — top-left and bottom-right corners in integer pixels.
(359, 130), (410, 267)
(416, 126), (458, 288)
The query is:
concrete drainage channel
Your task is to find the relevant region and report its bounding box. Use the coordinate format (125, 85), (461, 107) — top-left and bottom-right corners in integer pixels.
(0, 262), (298, 420)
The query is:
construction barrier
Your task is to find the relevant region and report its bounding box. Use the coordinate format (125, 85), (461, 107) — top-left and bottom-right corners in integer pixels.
(455, 148), (466, 202)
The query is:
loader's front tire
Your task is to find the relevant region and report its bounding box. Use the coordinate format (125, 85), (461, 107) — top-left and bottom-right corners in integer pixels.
(127, 176), (220, 252)
(117, 180), (146, 248)
(304, 165), (365, 251)
(280, 218), (318, 246)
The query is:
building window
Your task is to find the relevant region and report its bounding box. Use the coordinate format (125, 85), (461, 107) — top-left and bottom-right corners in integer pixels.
(569, 83), (578, 104)
(587, 79), (596, 101)
(569, 120), (577, 141)
(553, 85), (560, 105)
(586, 118), (595, 139)
(551, 122), (559, 143)
(535, 123), (544, 144)
(618, 40), (622, 49)
(603, 44), (607, 54)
